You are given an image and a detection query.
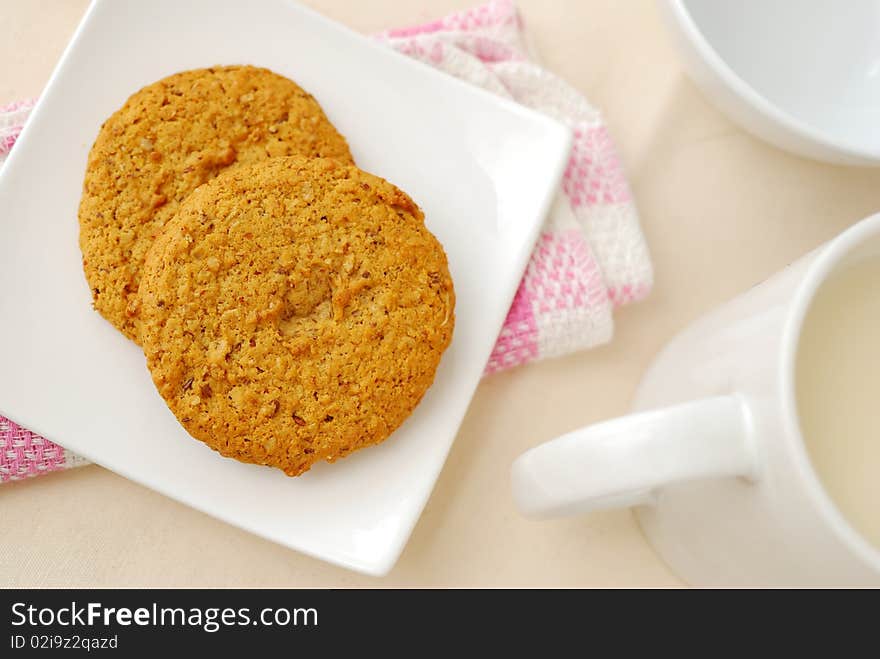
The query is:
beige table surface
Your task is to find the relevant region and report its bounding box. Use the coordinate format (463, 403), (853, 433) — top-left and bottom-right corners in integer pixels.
(2, 0), (879, 588)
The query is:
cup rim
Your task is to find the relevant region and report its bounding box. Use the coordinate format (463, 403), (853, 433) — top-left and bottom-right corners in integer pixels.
(781, 212), (880, 573)
(666, 0), (880, 164)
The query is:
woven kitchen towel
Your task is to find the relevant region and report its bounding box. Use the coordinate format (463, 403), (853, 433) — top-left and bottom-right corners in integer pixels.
(0, 0), (652, 482)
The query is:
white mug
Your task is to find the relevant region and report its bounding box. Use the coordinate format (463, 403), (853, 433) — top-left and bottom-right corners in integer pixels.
(511, 213), (880, 586)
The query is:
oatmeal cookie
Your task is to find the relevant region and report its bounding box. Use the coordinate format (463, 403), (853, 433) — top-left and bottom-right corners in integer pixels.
(79, 65), (353, 340)
(138, 156), (454, 475)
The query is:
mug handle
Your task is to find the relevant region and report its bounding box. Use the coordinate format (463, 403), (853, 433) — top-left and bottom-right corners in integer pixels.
(510, 395), (756, 518)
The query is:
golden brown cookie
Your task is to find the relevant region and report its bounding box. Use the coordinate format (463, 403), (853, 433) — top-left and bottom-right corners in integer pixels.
(79, 65), (354, 341)
(138, 156), (455, 476)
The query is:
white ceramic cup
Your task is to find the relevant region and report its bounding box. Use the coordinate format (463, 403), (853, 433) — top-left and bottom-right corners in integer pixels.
(511, 213), (880, 586)
(661, 0), (880, 165)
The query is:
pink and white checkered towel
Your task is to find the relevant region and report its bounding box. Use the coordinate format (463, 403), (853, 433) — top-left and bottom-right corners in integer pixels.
(0, 0), (652, 482)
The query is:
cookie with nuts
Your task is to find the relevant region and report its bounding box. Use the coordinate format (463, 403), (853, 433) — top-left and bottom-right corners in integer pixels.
(138, 156), (455, 476)
(78, 65), (353, 341)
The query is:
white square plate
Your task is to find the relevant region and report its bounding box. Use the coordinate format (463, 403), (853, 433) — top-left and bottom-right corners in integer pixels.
(0, 0), (569, 575)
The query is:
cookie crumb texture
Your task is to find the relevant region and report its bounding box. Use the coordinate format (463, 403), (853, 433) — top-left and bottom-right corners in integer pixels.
(79, 65), (354, 341)
(139, 157), (455, 476)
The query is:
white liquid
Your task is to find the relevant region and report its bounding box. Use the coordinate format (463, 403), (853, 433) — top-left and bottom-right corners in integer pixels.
(796, 257), (880, 550)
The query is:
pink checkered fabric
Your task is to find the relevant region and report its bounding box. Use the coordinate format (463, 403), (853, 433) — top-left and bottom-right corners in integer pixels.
(0, 417), (87, 482)
(0, 98), (36, 159)
(0, 0), (652, 480)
